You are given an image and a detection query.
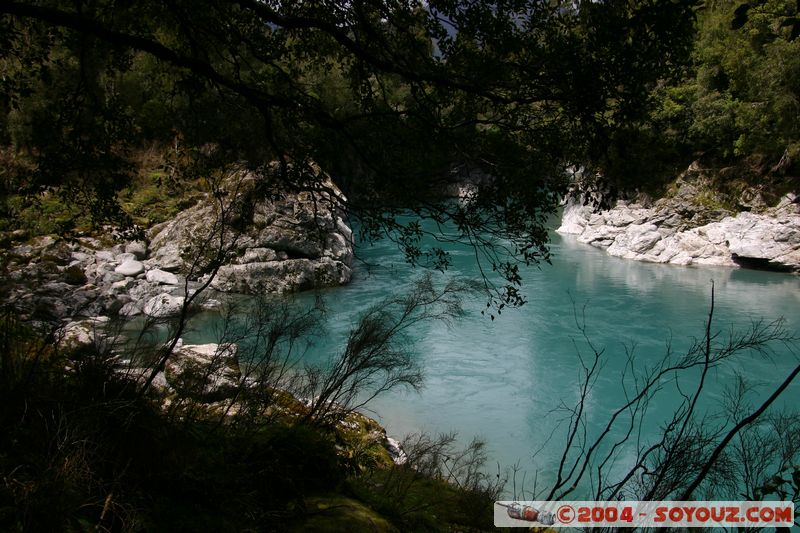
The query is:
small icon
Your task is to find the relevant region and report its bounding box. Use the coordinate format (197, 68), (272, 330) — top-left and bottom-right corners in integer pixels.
(557, 504), (576, 524)
(498, 502), (556, 525)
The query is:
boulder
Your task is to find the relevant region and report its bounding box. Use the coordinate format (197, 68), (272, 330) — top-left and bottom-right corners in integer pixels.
(235, 247), (280, 264)
(95, 250), (116, 263)
(557, 199), (594, 235)
(115, 252), (137, 264)
(124, 240), (148, 259)
(102, 271), (125, 285)
(143, 293), (185, 317)
(385, 437), (408, 465)
(164, 343), (241, 401)
(325, 230), (353, 264)
(119, 301), (143, 317)
(110, 279), (134, 294)
(0, 165), (356, 326)
(146, 268), (180, 285)
(559, 183), (800, 272)
(148, 165), (353, 294)
(59, 316), (110, 352)
(607, 224), (661, 257)
(211, 257), (351, 294)
(115, 259), (145, 277)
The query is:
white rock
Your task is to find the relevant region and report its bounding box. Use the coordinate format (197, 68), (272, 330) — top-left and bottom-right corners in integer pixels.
(146, 268), (180, 285)
(119, 302), (142, 316)
(325, 232), (352, 263)
(385, 437), (408, 465)
(71, 251), (91, 263)
(95, 250), (115, 262)
(577, 224), (626, 245)
(608, 223), (661, 257)
(164, 343), (240, 400)
(60, 321), (95, 349)
(124, 240), (147, 259)
(143, 293), (185, 317)
(237, 247), (278, 264)
(147, 167), (353, 293)
(560, 195), (799, 271)
(110, 278), (134, 292)
(336, 216), (353, 240)
(211, 258), (351, 294)
(103, 271), (125, 284)
(59, 317), (110, 351)
(557, 199), (593, 235)
(115, 252), (137, 263)
(115, 259), (145, 277)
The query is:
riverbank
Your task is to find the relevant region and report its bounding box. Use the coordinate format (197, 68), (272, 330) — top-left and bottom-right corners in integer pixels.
(558, 163), (800, 272)
(0, 168), (353, 323)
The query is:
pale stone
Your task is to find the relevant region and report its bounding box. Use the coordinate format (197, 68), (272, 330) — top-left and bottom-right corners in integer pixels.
(164, 343), (240, 401)
(236, 247), (278, 264)
(60, 317), (110, 351)
(559, 181), (799, 272)
(115, 252), (137, 263)
(124, 240), (147, 259)
(146, 268), (180, 285)
(148, 167), (353, 294)
(143, 293), (185, 317)
(115, 259), (144, 277)
(119, 302), (142, 316)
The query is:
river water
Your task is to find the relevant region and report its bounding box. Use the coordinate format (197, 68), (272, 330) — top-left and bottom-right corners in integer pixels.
(188, 219), (800, 496)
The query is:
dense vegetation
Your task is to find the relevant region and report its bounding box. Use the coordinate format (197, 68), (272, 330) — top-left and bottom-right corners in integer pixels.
(1, 1), (800, 531)
(0, 0), (702, 307)
(0, 280), (507, 532)
(605, 0), (800, 195)
(1, 1), (797, 276)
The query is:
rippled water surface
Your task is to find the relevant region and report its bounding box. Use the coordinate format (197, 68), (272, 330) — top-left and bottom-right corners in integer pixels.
(189, 221), (800, 493)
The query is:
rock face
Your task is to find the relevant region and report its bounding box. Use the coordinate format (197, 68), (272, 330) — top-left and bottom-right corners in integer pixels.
(0, 164), (353, 321)
(559, 179), (800, 272)
(148, 167), (353, 294)
(164, 343), (241, 401)
(146, 268), (179, 285)
(143, 293), (186, 318)
(211, 257), (350, 294)
(59, 316), (111, 352)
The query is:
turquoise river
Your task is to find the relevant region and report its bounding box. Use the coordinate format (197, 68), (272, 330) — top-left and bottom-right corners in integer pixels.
(187, 219), (800, 496)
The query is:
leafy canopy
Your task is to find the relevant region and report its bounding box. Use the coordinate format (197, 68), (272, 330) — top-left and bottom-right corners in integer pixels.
(0, 0), (698, 307)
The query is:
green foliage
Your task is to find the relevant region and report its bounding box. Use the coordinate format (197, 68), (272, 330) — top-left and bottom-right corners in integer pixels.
(0, 313), (356, 531)
(351, 432), (503, 531)
(0, 274), (501, 531)
(0, 0), (699, 307)
(597, 0), (800, 196)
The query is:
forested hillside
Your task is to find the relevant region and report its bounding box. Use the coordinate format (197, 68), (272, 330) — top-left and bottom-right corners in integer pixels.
(605, 0), (800, 195)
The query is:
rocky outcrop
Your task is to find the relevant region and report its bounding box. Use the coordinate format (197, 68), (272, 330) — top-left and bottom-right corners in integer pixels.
(0, 165), (354, 322)
(143, 293), (186, 318)
(59, 316), (112, 352)
(559, 174), (800, 272)
(147, 167), (353, 295)
(164, 342), (241, 401)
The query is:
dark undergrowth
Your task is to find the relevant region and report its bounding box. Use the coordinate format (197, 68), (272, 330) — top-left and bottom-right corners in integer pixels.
(0, 312), (500, 532)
